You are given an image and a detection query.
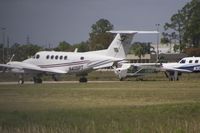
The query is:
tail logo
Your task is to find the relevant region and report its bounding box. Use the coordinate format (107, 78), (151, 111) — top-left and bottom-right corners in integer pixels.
(114, 48), (119, 53)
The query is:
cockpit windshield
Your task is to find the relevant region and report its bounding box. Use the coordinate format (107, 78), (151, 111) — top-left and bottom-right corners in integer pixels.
(179, 59), (186, 64)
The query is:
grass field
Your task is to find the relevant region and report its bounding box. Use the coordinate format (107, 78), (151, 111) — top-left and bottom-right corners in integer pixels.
(0, 73), (200, 132)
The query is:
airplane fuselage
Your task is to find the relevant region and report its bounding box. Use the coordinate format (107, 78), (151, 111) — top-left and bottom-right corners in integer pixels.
(162, 57), (200, 73)
(14, 51), (118, 74)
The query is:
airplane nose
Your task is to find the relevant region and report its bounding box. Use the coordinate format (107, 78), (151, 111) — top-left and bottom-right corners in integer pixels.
(114, 69), (121, 74)
(162, 63), (166, 68)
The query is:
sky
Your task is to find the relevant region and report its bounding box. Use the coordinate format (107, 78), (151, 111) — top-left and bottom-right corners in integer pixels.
(0, 0), (191, 48)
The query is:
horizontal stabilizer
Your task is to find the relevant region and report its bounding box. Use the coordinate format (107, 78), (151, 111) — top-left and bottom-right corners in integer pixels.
(108, 30), (159, 34)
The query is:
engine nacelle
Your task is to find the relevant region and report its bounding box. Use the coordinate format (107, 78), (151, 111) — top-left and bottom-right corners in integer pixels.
(11, 68), (24, 73)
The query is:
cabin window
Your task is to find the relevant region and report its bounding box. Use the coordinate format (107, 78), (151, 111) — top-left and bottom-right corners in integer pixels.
(51, 55), (54, 59)
(46, 55), (49, 59)
(55, 55), (58, 60)
(36, 54), (40, 59)
(195, 60), (199, 63)
(60, 56), (63, 60)
(80, 57), (84, 60)
(180, 60), (186, 64)
(189, 60), (193, 63)
(64, 56), (67, 60)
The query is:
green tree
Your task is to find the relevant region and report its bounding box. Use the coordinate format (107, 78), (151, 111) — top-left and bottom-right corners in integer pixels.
(54, 41), (72, 51)
(0, 44), (4, 63)
(10, 43), (42, 61)
(89, 18), (114, 50)
(73, 41), (89, 52)
(130, 42), (149, 63)
(162, 10), (185, 51)
(183, 0), (200, 48)
(163, 0), (200, 52)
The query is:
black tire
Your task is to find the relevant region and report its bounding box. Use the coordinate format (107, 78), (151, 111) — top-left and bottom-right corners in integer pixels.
(33, 77), (43, 84)
(79, 77), (87, 83)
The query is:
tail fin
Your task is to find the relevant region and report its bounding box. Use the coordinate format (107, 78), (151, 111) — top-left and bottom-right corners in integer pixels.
(106, 31), (158, 59)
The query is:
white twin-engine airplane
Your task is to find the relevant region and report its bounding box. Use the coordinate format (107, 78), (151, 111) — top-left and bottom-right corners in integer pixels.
(0, 31), (158, 84)
(162, 57), (200, 81)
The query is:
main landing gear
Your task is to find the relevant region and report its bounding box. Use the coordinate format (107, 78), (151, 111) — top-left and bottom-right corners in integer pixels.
(18, 74), (24, 84)
(18, 79), (24, 84)
(33, 75), (43, 84)
(79, 77), (88, 83)
(164, 71), (180, 81)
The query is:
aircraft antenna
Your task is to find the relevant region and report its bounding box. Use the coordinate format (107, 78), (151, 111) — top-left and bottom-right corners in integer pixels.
(9, 54), (15, 62)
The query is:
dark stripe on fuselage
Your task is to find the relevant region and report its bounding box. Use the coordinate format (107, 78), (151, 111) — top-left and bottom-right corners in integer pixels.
(88, 59), (113, 68)
(38, 60), (91, 68)
(179, 64), (200, 72)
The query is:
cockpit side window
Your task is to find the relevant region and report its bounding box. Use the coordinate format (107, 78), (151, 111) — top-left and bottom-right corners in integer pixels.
(36, 54), (40, 59)
(64, 56), (67, 60)
(180, 59), (186, 64)
(46, 55), (49, 59)
(195, 60), (199, 63)
(80, 57), (84, 60)
(55, 55), (58, 60)
(189, 60), (193, 63)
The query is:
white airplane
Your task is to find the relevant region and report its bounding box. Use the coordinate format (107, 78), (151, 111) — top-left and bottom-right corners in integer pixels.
(114, 62), (160, 80)
(0, 30), (158, 84)
(162, 56), (200, 81)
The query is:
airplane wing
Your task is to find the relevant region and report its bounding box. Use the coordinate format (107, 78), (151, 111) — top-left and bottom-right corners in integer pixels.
(162, 67), (192, 73)
(88, 58), (123, 70)
(132, 63), (193, 73)
(133, 63), (161, 67)
(0, 62), (66, 74)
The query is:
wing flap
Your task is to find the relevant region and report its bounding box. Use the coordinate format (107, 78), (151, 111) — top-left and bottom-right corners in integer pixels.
(164, 68), (192, 73)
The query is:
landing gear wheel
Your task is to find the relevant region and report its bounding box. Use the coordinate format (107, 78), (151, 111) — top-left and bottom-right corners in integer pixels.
(33, 77), (43, 84)
(79, 77), (88, 83)
(18, 79), (24, 84)
(52, 74), (59, 81)
(119, 78), (124, 81)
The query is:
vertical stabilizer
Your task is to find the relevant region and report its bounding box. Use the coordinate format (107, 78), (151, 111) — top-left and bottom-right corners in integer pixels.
(106, 31), (158, 59)
(106, 31), (136, 58)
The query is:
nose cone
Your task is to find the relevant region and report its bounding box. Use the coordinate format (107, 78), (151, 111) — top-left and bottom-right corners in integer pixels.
(114, 68), (121, 74)
(162, 63), (168, 68)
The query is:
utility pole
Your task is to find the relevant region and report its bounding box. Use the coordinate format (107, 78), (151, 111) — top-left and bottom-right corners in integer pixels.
(155, 24), (160, 62)
(7, 35), (10, 60)
(26, 35), (30, 45)
(1, 27), (6, 63)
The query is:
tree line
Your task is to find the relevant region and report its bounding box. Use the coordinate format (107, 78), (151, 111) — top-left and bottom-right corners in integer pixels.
(162, 0), (200, 56)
